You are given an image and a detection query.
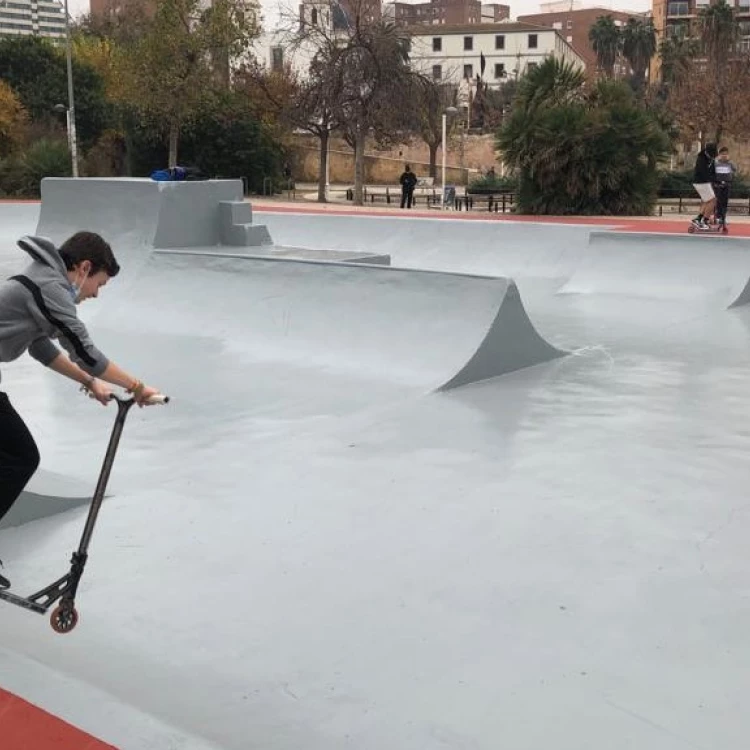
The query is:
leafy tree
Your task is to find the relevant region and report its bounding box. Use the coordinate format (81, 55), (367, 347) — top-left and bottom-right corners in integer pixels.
(589, 15), (621, 78)
(0, 79), (27, 157)
(497, 57), (671, 215)
(126, 92), (282, 192)
(114, 0), (260, 167)
(0, 36), (110, 148)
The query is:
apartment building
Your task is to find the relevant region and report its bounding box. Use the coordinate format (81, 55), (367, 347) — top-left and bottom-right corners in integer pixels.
(0, 0), (66, 39)
(408, 22), (586, 86)
(387, 0), (509, 27)
(517, 7), (644, 77)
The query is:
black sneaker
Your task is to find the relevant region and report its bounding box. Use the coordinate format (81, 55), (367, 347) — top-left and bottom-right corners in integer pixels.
(0, 560), (10, 590)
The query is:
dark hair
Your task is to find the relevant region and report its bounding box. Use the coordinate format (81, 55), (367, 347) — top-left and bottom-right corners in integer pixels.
(719, 146), (729, 154)
(705, 142), (718, 158)
(59, 232), (120, 277)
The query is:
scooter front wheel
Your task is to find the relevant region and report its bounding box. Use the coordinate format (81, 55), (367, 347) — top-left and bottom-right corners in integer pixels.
(50, 604), (79, 634)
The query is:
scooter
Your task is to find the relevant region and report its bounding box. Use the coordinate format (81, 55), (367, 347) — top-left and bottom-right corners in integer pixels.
(0, 391), (169, 634)
(687, 217), (729, 234)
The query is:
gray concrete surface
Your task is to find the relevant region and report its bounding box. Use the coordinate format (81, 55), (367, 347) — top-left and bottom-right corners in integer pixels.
(0, 470), (92, 529)
(1, 195), (750, 750)
(561, 230), (750, 308)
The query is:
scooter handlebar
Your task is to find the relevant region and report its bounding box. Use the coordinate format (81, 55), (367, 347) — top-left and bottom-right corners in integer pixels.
(145, 394), (170, 405)
(109, 392), (170, 405)
(81, 386), (170, 405)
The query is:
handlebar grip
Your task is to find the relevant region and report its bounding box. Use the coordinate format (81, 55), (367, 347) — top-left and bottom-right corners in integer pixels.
(147, 394), (170, 405)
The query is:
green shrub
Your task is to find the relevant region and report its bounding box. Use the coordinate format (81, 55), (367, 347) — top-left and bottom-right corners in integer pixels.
(468, 173), (518, 193)
(0, 138), (71, 197)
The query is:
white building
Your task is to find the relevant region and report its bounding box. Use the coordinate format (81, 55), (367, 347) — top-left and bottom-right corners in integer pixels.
(0, 0), (66, 39)
(408, 22), (586, 89)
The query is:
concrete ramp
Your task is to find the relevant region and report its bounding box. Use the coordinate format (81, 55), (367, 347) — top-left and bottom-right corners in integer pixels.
(256, 210), (597, 290)
(35, 177), (272, 250)
(561, 231), (750, 308)
(97, 250), (564, 392)
(0, 470), (91, 529)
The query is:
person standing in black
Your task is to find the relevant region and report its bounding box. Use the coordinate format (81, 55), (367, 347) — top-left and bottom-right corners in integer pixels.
(399, 165), (418, 209)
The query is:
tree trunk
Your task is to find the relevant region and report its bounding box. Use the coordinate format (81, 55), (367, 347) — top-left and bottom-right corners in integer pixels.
(428, 142), (438, 179)
(353, 128), (366, 206)
(168, 119), (180, 168)
(318, 130), (329, 203)
(715, 84), (726, 145)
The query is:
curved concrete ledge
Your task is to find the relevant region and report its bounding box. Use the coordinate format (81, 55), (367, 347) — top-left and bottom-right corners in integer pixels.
(0, 470), (92, 530)
(438, 280), (567, 391)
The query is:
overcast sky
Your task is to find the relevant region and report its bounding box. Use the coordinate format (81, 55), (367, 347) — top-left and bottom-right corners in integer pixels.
(66, 0), (650, 30)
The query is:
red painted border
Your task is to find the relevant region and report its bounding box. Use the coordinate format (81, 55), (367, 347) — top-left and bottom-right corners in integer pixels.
(253, 204), (750, 237)
(0, 688), (116, 750)
(4, 196), (749, 237)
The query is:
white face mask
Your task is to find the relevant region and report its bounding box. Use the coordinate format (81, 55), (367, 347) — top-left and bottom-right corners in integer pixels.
(69, 264), (89, 303)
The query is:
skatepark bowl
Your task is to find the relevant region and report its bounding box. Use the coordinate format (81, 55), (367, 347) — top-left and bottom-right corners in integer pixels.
(1, 180), (750, 750)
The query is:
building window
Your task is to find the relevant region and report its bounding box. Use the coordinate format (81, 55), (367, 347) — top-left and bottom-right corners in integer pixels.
(432, 37), (441, 51)
(433, 64), (442, 79)
(464, 63), (473, 78)
(566, 19), (573, 28)
(566, 35), (572, 42)
(495, 34), (505, 49)
(527, 62), (538, 70)
(494, 62), (505, 78)
(553, 21), (562, 29)
(667, 1), (689, 15)
(528, 33), (538, 48)
(271, 46), (283, 72)
(311, 7), (317, 25)
(464, 35), (473, 50)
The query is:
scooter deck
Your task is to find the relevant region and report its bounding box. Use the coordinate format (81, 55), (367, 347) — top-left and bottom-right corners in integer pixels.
(0, 589), (47, 615)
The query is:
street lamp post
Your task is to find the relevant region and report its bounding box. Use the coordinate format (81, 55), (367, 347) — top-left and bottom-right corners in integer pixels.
(62, 0), (79, 177)
(441, 106), (457, 210)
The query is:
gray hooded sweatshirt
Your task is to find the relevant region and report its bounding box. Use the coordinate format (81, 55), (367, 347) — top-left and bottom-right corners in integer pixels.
(0, 235), (109, 385)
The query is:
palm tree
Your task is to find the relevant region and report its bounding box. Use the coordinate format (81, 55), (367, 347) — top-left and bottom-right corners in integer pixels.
(497, 60), (671, 215)
(498, 56), (586, 177)
(658, 33), (699, 86)
(698, 0), (739, 142)
(621, 18), (656, 90)
(589, 15), (621, 78)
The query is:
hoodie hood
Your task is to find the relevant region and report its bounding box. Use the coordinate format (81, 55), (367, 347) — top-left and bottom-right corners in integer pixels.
(18, 235), (68, 278)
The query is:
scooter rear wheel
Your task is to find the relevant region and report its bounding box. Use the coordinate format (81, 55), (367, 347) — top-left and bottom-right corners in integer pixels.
(50, 605), (79, 634)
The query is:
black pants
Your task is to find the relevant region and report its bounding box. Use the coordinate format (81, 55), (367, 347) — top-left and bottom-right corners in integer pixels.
(0, 393), (40, 524)
(715, 185), (730, 222)
(401, 188), (414, 209)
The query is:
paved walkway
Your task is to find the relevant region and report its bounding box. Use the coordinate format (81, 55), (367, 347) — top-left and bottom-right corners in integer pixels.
(251, 196), (750, 237)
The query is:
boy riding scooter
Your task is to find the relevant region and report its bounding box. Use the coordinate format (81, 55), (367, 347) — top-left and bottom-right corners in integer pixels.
(0, 231), (160, 590)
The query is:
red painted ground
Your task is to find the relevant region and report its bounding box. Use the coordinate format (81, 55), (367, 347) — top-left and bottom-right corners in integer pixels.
(4, 197), (750, 237)
(254, 204), (750, 237)
(0, 688), (117, 750)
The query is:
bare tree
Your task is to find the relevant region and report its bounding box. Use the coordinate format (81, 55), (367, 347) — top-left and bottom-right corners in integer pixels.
(280, 0), (418, 205)
(411, 77), (458, 179)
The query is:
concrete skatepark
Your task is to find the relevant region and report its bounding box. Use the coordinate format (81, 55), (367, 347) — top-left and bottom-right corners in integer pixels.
(1, 178), (750, 749)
